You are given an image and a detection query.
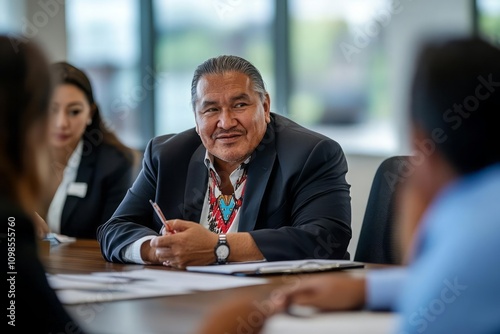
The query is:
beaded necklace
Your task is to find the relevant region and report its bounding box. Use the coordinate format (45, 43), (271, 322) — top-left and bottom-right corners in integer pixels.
(207, 166), (247, 234)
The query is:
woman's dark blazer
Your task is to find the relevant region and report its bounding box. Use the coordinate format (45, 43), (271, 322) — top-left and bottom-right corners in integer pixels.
(58, 138), (136, 239)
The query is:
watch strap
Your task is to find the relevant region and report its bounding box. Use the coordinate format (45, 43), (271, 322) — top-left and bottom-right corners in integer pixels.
(215, 234), (229, 264)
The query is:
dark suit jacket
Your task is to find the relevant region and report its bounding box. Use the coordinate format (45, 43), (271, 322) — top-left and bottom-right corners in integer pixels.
(98, 113), (352, 262)
(1, 198), (85, 333)
(58, 138), (135, 239)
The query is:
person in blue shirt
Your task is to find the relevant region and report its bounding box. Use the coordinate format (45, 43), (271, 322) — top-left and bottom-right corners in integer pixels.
(197, 36), (500, 334)
(389, 36), (500, 334)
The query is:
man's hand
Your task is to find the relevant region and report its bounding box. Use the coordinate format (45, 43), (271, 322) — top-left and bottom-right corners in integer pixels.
(140, 220), (264, 268)
(149, 220), (218, 269)
(277, 273), (366, 312)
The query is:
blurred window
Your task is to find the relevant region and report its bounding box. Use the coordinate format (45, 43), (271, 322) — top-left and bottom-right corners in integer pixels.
(65, 0), (144, 149)
(65, 0), (397, 153)
(66, 0), (480, 155)
(476, 0), (500, 46)
(0, 0), (23, 33)
(289, 0), (396, 154)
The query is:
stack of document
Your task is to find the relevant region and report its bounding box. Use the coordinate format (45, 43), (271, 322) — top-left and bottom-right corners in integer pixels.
(186, 259), (364, 276)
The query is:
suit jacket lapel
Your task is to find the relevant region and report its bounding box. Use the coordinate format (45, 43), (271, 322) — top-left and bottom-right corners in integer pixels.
(238, 124), (276, 232)
(182, 144), (208, 222)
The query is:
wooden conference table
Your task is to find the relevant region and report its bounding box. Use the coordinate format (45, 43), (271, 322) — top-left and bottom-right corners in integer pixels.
(40, 239), (397, 334)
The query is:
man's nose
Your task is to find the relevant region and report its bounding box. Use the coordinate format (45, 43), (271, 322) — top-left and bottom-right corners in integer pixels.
(217, 109), (237, 129)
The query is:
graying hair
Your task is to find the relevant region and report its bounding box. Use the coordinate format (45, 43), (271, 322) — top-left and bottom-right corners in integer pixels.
(191, 55), (267, 110)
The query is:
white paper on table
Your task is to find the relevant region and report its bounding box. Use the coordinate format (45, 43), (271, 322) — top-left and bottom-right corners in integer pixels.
(92, 268), (269, 291)
(48, 268), (268, 304)
(47, 273), (130, 290)
(54, 285), (188, 305)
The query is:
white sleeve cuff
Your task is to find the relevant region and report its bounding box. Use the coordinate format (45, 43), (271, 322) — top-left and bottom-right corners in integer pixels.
(121, 235), (156, 264)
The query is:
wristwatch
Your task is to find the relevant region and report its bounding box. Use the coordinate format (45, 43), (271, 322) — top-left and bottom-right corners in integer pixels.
(214, 234), (230, 264)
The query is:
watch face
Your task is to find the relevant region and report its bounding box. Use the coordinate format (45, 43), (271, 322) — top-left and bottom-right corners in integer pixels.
(216, 244), (230, 259)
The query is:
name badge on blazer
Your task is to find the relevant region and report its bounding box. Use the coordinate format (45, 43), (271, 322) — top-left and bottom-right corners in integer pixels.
(67, 182), (88, 198)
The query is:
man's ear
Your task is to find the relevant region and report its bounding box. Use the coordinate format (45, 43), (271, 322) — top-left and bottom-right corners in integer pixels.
(263, 93), (271, 123)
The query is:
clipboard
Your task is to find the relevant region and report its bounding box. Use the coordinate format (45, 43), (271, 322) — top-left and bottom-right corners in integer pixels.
(186, 259), (365, 276)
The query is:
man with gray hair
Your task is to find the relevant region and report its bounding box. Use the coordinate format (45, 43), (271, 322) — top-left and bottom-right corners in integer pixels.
(98, 55), (352, 268)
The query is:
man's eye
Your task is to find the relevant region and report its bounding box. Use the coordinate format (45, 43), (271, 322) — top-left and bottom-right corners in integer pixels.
(234, 103), (247, 108)
(205, 108), (218, 113)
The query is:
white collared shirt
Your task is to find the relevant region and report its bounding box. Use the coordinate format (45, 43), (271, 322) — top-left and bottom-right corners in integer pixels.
(47, 140), (83, 233)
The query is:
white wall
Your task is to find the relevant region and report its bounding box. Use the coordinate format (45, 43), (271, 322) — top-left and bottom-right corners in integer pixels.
(387, 0), (473, 155)
(345, 154), (387, 258)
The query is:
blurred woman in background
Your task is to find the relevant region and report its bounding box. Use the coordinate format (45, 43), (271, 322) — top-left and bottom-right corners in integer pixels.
(36, 61), (138, 239)
(0, 36), (85, 333)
